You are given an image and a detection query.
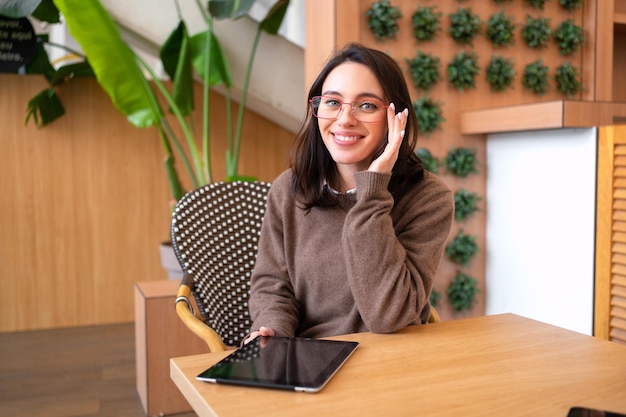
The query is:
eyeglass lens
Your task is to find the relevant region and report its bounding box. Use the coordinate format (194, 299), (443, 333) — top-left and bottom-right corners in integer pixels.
(310, 96), (386, 122)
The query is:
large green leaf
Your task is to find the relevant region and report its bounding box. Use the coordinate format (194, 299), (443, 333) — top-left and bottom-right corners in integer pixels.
(160, 21), (194, 116)
(31, 0), (60, 23)
(49, 61), (94, 86)
(208, 0), (256, 20)
(25, 88), (65, 127)
(189, 30), (232, 88)
(53, 0), (161, 128)
(25, 40), (56, 81)
(259, 0), (290, 35)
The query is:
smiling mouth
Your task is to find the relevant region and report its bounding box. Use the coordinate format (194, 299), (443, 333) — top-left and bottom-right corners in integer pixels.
(333, 134), (362, 142)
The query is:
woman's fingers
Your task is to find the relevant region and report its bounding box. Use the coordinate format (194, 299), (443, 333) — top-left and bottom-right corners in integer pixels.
(369, 103), (408, 173)
(243, 326), (276, 345)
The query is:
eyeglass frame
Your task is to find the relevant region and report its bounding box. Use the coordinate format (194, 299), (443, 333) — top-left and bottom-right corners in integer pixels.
(309, 95), (390, 123)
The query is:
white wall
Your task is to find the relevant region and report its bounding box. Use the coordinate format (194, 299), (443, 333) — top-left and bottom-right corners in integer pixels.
(485, 128), (597, 335)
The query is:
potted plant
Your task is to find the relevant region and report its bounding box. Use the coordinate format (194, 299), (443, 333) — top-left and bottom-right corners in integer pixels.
(411, 6), (443, 43)
(447, 51), (480, 92)
(444, 147), (479, 177)
(448, 7), (482, 46)
(11, 0), (289, 199)
(445, 230), (480, 267)
(446, 271), (480, 313)
(454, 189), (482, 222)
(559, 0), (582, 13)
(366, 0), (402, 41)
(553, 18), (585, 56)
(412, 97), (445, 137)
(521, 15), (552, 49)
(415, 148), (439, 174)
(555, 61), (582, 97)
(406, 51), (441, 92)
(486, 12), (516, 49)
(5, 0), (290, 277)
(522, 59), (550, 95)
(485, 55), (516, 92)
(524, 0), (550, 10)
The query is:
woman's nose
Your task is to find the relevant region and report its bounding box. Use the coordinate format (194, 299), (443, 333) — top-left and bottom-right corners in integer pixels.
(336, 103), (357, 124)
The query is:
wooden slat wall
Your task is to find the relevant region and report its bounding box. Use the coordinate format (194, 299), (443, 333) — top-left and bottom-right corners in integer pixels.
(596, 125), (626, 345)
(0, 75), (292, 332)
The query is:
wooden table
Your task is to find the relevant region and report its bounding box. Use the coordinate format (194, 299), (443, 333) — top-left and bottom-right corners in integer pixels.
(170, 314), (626, 417)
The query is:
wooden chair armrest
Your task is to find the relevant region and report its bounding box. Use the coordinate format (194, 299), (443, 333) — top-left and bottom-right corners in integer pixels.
(428, 306), (441, 324)
(175, 283), (226, 352)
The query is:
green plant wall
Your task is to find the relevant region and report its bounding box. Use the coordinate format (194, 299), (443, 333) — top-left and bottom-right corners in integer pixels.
(362, 0), (588, 319)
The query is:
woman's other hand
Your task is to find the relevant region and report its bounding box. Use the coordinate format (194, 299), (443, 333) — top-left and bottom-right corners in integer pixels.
(243, 326), (276, 345)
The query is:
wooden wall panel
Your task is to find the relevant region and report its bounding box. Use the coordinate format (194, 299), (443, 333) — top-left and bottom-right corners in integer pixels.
(306, 0), (591, 321)
(591, 0), (611, 100)
(0, 75), (292, 332)
(305, 0), (336, 91)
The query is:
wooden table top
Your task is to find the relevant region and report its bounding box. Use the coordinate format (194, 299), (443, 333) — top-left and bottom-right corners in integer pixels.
(170, 313), (626, 417)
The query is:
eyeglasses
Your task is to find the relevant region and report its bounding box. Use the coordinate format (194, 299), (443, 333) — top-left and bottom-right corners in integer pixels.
(309, 95), (388, 123)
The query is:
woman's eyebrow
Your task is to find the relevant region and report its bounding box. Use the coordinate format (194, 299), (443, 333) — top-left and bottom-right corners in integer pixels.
(320, 90), (385, 101)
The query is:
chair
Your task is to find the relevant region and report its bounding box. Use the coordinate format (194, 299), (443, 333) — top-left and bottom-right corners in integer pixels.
(171, 181), (272, 352)
(428, 306), (441, 323)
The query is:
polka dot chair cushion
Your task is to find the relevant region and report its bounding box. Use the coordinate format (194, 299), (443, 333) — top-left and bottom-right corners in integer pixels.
(170, 181), (271, 347)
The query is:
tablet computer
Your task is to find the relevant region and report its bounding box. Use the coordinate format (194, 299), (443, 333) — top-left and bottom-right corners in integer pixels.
(196, 336), (359, 392)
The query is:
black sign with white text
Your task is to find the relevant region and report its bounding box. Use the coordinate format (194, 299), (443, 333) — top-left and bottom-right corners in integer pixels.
(0, 16), (36, 72)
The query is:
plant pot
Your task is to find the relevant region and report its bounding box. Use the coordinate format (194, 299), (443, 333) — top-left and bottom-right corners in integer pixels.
(159, 241), (183, 280)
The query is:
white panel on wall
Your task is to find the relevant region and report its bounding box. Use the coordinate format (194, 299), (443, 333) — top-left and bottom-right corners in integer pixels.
(485, 128), (597, 335)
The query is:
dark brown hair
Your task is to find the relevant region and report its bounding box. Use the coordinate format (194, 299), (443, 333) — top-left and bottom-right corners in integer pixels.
(290, 43), (424, 210)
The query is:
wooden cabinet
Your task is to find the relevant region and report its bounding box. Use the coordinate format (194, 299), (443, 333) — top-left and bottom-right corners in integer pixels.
(134, 280), (208, 416)
(595, 126), (626, 345)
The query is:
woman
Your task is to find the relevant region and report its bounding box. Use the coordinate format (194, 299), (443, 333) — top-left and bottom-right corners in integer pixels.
(245, 43), (453, 343)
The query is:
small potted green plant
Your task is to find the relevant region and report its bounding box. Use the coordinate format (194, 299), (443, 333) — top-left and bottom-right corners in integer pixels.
(412, 97), (445, 137)
(366, 0), (402, 41)
(486, 55), (516, 92)
(415, 148), (440, 173)
(447, 51), (480, 92)
(486, 12), (516, 48)
(521, 15), (552, 49)
(444, 147), (479, 177)
(447, 271), (480, 313)
(445, 230), (480, 267)
(555, 61), (582, 97)
(454, 189), (482, 222)
(448, 7), (482, 46)
(522, 59), (550, 95)
(559, 0), (582, 12)
(406, 51), (441, 92)
(411, 6), (443, 42)
(553, 19), (585, 56)
(524, 0), (550, 10)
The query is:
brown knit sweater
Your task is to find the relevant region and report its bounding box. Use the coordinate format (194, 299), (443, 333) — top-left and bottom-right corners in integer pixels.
(248, 169), (454, 338)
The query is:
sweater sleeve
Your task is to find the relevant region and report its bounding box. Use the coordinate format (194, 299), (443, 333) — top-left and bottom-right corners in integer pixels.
(342, 170), (454, 333)
(248, 175), (301, 337)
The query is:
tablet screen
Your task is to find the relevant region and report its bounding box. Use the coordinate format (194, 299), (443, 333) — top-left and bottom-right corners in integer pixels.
(196, 336), (359, 392)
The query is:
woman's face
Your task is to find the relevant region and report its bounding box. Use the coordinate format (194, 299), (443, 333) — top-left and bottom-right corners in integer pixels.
(317, 62), (388, 174)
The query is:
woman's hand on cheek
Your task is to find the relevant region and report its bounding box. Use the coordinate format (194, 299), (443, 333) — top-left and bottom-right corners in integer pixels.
(368, 103), (408, 174)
